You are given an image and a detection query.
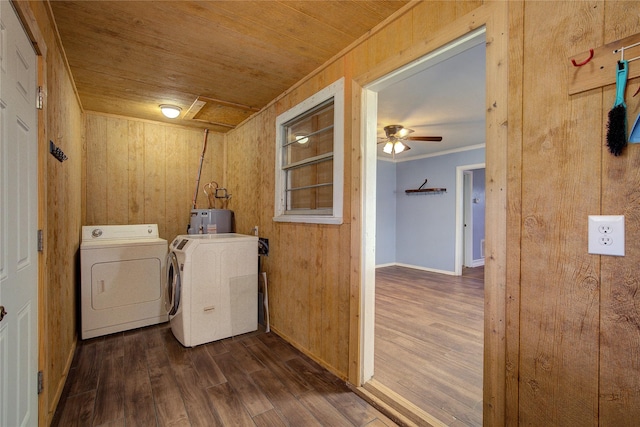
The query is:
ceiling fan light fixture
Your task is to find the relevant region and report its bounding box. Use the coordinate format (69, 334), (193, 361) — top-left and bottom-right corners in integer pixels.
(394, 141), (407, 153)
(160, 104), (182, 119)
(397, 128), (411, 138)
(383, 141), (394, 154)
(384, 124), (413, 139)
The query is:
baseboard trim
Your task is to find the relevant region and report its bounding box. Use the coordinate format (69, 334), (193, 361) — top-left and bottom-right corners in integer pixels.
(470, 259), (485, 267)
(376, 262), (456, 276)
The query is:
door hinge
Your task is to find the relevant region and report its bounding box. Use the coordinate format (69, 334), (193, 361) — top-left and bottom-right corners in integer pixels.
(37, 370), (43, 395)
(36, 86), (43, 110)
(37, 229), (44, 252)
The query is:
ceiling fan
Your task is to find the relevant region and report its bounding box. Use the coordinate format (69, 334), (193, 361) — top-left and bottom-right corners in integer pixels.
(378, 124), (442, 155)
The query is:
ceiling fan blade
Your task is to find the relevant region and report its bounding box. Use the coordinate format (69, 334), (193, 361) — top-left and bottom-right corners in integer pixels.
(407, 136), (443, 142)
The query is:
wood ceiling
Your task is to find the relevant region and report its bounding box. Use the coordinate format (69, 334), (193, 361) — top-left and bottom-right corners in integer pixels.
(48, 1), (410, 132)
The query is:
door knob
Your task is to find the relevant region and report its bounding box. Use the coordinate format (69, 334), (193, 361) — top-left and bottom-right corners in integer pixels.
(0, 306), (6, 321)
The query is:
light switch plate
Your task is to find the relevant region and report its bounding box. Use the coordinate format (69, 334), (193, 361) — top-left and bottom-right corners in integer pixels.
(588, 215), (625, 256)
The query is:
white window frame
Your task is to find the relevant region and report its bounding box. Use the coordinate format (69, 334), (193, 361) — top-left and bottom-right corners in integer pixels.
(274, 77), (344, 224)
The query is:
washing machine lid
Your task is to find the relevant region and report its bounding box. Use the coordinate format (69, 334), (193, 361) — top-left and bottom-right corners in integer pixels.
(81, 224), (167, 249)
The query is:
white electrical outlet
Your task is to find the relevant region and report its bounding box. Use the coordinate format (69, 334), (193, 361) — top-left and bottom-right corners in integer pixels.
(588, 215), (625, 256)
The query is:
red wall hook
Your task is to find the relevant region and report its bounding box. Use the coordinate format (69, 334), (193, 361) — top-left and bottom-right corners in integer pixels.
(571, 48), (594, 67)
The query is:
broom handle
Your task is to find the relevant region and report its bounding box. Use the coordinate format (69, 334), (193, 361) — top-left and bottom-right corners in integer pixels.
(192, 129), (209, 209)
(615, 60), (628, 107)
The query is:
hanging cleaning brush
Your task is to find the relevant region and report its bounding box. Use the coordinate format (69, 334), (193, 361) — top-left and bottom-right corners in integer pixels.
(606, 60), (629, 156)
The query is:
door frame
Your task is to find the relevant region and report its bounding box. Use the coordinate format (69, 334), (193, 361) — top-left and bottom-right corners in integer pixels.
(350, 4), (509, 425)
(361, 27), (487, 383)
(458, 164), (485, 273)
(463, 170), (474, 268)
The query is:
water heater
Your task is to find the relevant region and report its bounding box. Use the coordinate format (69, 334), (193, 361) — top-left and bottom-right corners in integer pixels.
(188, 209), (235, 234)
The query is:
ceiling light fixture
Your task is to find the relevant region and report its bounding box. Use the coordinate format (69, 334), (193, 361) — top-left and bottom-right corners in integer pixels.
(383, 140), (409, 154)
(160, 104), (182, 119)
(294, 134), (309, 144)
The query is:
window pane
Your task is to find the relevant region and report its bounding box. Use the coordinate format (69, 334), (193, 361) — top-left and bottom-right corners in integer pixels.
(284, 102), (334, 167)
(285, 126), (333, 167)
(288, 185), (333, 211)
(287, 159), (333, 212)
(288, 159), (333, 189)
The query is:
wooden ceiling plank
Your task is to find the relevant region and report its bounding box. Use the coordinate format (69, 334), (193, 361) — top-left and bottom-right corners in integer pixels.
(51, 1), (334, 64)
(199, 1), (359, 54)
(52, 11), (317, 80)
(52, 15), (320, 79)
(278, 1), (393, 36)
(48, 0), (410, 128)
(57, 33), (294, 105)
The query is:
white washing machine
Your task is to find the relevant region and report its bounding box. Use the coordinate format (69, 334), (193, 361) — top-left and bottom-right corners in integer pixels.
(166, 233), (258, 347)
(80, 224), (168, 339)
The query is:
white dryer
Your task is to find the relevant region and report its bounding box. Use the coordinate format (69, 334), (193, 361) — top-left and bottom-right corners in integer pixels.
(166, 233), (258, 347)
(80, 224), (168, 339)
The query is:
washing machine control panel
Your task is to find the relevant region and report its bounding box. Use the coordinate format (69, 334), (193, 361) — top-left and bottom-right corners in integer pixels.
(172, 238), (190, 251)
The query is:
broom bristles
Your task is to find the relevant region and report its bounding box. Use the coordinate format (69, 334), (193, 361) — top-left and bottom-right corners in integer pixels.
(607, 104), (627, 156)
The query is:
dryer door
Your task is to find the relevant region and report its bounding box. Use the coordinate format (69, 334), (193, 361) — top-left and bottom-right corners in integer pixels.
(165, 251), (181, 316)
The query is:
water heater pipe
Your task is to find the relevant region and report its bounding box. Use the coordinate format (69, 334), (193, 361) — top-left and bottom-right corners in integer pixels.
(192, 129), (209, 209)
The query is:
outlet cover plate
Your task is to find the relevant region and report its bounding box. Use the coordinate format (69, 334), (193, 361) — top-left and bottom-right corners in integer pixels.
(588, 215), (625, 256)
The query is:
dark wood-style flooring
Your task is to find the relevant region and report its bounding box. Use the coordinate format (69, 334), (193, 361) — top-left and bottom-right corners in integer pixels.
(374, 266), (484, 427)
(52, 324), (398, 427)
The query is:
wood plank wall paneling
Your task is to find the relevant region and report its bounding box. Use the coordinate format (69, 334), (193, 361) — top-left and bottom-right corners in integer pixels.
(505, 1), (525, 426)
(600, 2), (640, 424)
(85, 113), (224, 243)
(109, 118), (129, 223)
(128, 121), (145, 224)
(165, 126), (189, 235)
(482, 5), (509, 426)
(143, 124), (167, 236)
(225, 116), (259, 236)
(517, 1), (640, 426)
(519, 2), (603, 425)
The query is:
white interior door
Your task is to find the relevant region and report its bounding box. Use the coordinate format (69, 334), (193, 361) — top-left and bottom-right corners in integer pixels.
(0, 2), (39, 426)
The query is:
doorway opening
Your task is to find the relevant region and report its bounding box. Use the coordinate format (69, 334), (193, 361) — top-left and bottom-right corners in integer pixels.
(359, 27), (486, 425)
(458, 164), (486, 274)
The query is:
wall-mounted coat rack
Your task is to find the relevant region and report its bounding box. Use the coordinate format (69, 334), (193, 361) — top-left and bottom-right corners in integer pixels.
(568, 32), (640, 95)
(49, 140), (68, 162)
(405, 178), (446, 194)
